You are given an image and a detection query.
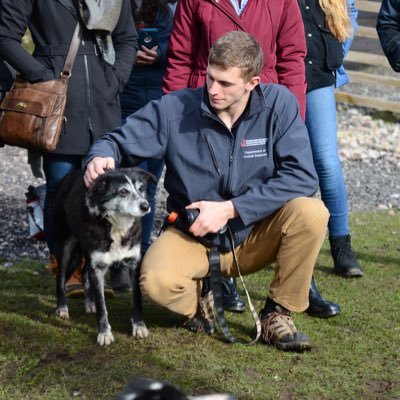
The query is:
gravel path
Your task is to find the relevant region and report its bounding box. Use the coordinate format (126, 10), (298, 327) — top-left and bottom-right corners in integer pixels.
(1, 103), (399, 263)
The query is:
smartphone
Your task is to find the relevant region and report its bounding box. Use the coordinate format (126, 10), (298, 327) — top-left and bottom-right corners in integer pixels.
(138, 28), (159, 49)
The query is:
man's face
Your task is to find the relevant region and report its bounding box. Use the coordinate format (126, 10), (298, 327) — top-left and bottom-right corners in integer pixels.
(206, 64), (258, 114)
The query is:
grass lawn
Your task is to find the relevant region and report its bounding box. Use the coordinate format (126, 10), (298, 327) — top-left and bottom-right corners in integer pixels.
(0, 211), (399, 400)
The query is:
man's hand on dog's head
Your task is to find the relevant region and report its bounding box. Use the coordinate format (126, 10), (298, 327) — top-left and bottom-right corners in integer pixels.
(84, 157), (115, 188)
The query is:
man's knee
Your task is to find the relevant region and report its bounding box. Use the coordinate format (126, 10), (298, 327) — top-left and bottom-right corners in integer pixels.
(286, 197), (329, 235)
(140, 255), (192, 305)
(140, 258), (170, 301)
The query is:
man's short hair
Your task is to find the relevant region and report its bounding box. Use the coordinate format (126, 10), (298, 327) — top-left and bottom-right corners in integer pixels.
(208, 31), (264, 82)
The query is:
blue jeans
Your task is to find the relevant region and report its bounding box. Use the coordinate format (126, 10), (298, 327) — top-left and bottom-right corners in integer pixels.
(305, 85), (349, 238)
(43, 154), (83, 253)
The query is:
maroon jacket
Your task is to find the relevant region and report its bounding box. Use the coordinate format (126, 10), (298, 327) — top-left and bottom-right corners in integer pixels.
(162, 0), (307, 118)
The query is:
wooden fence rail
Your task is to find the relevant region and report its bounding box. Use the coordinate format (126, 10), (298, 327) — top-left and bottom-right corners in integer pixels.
(335, 0), (400, 113)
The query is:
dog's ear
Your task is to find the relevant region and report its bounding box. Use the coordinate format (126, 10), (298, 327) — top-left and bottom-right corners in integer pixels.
(120, 167), (157, 185)
(133, 168), (158, 185)
(85, 175), (108, 206)
(84, 175), (109, 214)
(91, 176), (108, 194)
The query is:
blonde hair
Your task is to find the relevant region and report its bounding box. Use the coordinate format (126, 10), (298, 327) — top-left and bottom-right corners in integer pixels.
(319, 0), (352, 42)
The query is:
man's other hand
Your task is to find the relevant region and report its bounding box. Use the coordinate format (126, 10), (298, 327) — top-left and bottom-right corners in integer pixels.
(84, 157), (115, 187)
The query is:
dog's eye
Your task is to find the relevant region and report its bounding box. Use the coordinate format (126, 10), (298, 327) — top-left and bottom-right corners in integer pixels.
(136, 183), (145, 194)
(118, 189), (129, 197)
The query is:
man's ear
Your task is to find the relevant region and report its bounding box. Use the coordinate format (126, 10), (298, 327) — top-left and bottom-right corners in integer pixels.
(245, 76), (260, 92)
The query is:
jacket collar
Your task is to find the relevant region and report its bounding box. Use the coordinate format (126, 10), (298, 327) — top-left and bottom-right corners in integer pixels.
(207, 0), (248, 31)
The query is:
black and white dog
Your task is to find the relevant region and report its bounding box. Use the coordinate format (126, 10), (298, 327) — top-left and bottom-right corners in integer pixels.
(52, 168), (156, 346)
(117, 378), (235, 400)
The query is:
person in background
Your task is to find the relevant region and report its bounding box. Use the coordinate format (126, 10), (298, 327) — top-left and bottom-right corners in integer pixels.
(0, 59), (14, 102)
(109, 0), (176, 291)
(161, 0), (337, 317)
(0, 59), (15, 148)
(298, 0), (363, 297)
(0, 0), (137, 297)
(163, 0), (307, 117)
(377, 0), (400, 72)
(84, 31), (330, 352)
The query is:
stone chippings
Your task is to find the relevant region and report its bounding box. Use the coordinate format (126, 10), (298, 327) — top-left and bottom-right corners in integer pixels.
(337, 104), (400, 212)
(0, 103), (399, 263)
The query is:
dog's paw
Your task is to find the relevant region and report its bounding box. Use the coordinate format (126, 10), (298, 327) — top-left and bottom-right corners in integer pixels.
(85, 300), (96, 314)
(131, 320), (149, 339)
(55, 306), (69, 320)
(97, 331), (115, 346)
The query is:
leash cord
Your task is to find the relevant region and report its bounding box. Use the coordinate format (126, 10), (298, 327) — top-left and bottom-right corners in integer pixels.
(226, 226), (262, 344)
(208, 226), (261, 345)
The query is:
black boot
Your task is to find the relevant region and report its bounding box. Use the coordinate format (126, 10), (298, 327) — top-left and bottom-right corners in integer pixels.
(221, 277), (245, 313)
(109, 263), (132, 292)
(306, 277), (340, 318)
(330, 235), (363, 277)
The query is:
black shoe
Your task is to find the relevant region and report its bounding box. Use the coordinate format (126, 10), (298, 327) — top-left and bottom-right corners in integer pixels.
(306, 277), (340, 318)
(221, 277), (245, 313)
(109, 264), (132, 292)
(330, 235), (364, 277)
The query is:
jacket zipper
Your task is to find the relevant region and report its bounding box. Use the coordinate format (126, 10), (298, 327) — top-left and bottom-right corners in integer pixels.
(226, 128), (235, 194)
(205, 133), (222, 175)
(82, 38), (94, 143)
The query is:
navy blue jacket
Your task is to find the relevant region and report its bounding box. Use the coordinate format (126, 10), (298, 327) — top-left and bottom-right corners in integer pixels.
(0, 59), (14, 93)
(120, 7), (174, 120)
(377, 0), (400, 72)
(86, 83), (319, 246)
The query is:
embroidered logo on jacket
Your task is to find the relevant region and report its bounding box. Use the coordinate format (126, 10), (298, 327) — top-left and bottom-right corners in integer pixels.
(240, 138), (268, 159)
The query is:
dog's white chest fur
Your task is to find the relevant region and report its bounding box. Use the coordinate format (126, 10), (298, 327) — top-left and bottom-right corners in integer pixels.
(91, 215), (141, 267)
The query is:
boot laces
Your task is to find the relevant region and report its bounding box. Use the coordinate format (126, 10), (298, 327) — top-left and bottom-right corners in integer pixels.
(261, 308), (296, 344)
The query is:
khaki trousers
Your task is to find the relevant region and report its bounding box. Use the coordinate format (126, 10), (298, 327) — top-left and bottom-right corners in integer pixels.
(141, 197), (329, 318)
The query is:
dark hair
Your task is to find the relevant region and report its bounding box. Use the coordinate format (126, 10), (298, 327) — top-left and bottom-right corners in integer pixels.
(208, 31), (264, 82)
(130, 0), (169, 27)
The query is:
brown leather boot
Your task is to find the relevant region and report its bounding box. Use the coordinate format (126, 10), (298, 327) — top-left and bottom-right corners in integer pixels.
(66, 258), (114, 299)
(49, 255), (114, 298)
(65, 258), (85, 298)
(47, 254), (58, 277)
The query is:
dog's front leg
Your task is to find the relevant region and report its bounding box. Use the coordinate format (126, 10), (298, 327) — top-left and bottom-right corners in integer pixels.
(130, 259), (149, 339)
(88, 264), (114, 346)
(83, 266), (96, 314)
(55, 251), (69, 320)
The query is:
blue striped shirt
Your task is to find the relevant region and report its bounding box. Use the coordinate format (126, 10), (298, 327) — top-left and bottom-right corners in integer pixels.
(230, 0), (249, 16)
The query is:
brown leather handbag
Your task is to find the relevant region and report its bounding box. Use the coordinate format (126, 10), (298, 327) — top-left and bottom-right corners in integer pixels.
(0, 23), (82, 152)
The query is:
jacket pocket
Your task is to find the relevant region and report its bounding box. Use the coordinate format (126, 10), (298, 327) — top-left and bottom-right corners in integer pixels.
(320, 27), (344, 70)
(104, 64), (121, 100)
(204, 133), (222, 175)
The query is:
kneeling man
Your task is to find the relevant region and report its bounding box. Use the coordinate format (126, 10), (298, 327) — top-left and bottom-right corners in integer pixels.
(84, 31), (329, 352)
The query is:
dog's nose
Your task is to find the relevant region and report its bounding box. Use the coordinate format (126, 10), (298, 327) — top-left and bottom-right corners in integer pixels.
(140, 202), (150, 213)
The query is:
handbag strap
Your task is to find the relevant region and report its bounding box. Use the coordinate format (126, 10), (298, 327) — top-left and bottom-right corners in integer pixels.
(61, 22), (83, 78)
